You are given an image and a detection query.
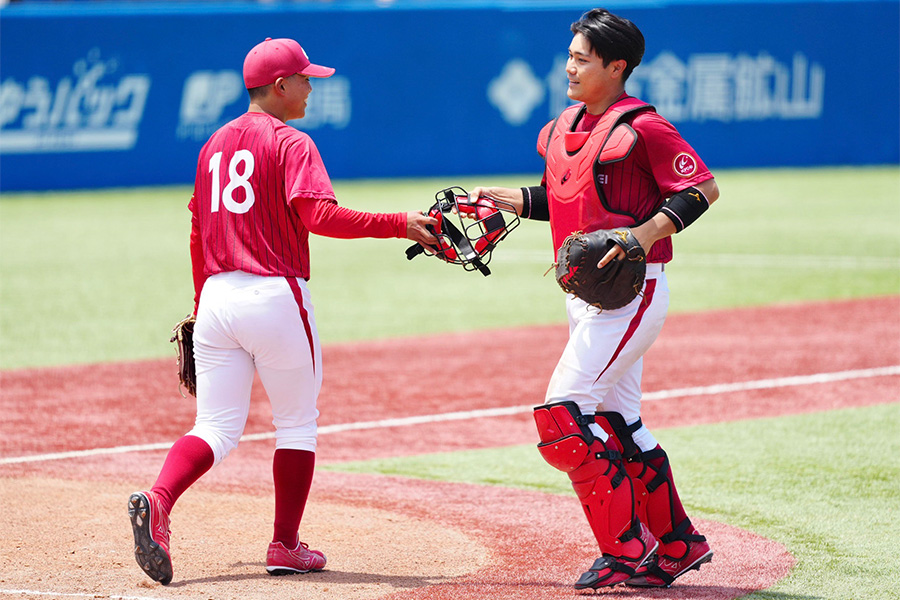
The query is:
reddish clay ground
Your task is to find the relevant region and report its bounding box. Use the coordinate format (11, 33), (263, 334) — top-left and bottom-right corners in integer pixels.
(1, 296), (897, 600)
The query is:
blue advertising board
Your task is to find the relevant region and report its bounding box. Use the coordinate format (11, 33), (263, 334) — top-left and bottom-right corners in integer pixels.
(1, 1), (898, 191)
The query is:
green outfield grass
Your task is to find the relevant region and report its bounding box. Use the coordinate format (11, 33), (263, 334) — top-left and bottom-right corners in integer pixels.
(326, 403), (900, 600)
(1, 166), (898, 369)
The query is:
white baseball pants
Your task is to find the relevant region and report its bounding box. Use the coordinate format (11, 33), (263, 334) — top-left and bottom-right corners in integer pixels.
(189, 271), (322, 465)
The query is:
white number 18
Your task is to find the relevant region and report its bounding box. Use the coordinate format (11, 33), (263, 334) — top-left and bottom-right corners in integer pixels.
(208, 150), (256, 214)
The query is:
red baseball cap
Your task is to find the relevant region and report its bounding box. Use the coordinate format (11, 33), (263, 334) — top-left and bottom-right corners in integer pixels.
(242, 37), (335, 88)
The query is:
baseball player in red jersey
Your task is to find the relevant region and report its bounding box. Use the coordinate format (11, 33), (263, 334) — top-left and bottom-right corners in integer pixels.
(127, 37), (437, 585)
(470, 8), (720, 590)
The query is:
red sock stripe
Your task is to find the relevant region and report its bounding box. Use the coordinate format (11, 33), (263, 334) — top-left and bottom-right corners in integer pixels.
(597, 278), (657, 381)
(286, 277), (316, 375)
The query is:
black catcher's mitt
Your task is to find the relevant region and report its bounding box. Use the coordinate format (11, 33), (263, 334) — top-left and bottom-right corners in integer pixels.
(170, 314), (197, 398)
(555, 228), (646, 310)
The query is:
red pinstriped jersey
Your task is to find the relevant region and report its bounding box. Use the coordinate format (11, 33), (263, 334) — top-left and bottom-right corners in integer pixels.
(190, 112), (335, 282)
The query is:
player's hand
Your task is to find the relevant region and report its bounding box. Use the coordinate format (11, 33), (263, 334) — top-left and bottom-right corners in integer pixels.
(453, 192), (495, 220)
(468, 186), (524, 216)
(597, 230), (648, 268)
(405, 211), (439, 246)
(596, 218), (671, 268)
(597, 244), (625, 268)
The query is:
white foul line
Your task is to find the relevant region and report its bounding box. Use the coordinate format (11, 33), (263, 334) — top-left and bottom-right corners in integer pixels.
(2, 365), (897, 466)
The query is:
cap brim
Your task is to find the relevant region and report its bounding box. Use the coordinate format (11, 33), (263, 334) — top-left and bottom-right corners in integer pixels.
(301, 63), (335, 78)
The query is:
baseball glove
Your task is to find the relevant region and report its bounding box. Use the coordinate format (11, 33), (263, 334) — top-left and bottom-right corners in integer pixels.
(170, 314), (197, 398)
(555, 228), (646, 310)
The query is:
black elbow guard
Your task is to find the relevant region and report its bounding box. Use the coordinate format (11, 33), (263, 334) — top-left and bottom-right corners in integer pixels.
(659, 186), (710, 232)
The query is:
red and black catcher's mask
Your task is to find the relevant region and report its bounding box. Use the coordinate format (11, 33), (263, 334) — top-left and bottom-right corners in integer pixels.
(406, 186), (520, 276)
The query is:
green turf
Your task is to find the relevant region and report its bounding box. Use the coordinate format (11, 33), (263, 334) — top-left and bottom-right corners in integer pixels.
(1, 166), (898, 369)
(323, 402), (900, 600)
(0, 187), (193, 368)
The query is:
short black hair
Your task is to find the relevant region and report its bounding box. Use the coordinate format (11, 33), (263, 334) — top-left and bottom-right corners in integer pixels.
(247, 84), (271, 100)
(571, 8), (645, 81)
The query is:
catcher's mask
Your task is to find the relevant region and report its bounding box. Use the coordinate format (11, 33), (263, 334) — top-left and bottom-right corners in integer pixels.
(406, 186), (520, 276)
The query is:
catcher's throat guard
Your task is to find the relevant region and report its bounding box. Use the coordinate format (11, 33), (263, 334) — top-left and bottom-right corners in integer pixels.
(406, 186), (520, 276)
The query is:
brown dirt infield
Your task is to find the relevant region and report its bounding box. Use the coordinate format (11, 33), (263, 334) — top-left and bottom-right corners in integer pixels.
(1, 296), (897, 599)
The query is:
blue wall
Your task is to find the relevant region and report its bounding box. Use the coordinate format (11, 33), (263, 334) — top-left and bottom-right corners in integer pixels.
(1, 1), (898, 191)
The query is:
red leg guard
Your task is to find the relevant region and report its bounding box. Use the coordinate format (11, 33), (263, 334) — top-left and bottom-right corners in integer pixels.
(625, 447), (688, 551)
(593, 412), (652, 533)
(534, 402), (657, 588)
(624, 446), (712, 587)
(625, 461), (652, 536)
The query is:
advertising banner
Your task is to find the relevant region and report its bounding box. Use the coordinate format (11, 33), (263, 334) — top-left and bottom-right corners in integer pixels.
(1, 1), (897, 191)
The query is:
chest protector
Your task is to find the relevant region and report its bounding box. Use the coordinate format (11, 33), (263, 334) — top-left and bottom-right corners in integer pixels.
(538, 97), (655, 253)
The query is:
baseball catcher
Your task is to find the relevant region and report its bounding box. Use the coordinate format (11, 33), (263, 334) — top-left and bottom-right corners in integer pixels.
(406, 186), (519, 276)
(170, 314), (197, 398)
(555, 227), (646, 310)
(461, 8), (720, 591)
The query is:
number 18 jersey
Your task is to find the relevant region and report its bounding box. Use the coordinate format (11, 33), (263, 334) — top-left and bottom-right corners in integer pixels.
(190, 111), (336, 282)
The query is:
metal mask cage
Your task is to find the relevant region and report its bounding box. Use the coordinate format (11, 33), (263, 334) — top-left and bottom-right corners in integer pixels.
(422, 186), (520, 276)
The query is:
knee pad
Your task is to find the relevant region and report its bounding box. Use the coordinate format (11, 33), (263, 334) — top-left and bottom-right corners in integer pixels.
(534, 401), (604, 471)
(534, 401), (625, 483)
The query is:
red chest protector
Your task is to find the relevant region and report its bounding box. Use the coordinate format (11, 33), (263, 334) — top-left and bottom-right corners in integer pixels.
(538, 97), (654, 253)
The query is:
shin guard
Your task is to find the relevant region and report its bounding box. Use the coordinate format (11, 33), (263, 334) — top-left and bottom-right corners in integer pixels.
(534, 402), (648, 562)
(624, 446), (711, 587)
(624, 445), (706, 562)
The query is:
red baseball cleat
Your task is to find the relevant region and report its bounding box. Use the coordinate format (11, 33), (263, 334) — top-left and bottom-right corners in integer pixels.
(128, 491), (173, 585)
(266, 540), (327, 575)
(574, 520), (658, 589)
(627, 536), (713, 588)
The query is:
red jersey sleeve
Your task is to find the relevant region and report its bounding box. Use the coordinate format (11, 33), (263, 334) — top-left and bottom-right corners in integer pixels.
(283, 133), (336, 203)
(292, 197), (405, 239)
(631, 111), (713, 196)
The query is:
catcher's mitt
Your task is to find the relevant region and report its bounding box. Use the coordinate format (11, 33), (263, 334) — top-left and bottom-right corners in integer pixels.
(170, 314), (197, 398)
(555, 228), (646, 310)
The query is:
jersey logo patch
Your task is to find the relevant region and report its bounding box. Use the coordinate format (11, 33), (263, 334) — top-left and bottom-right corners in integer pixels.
(673, 152), (697, 177)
